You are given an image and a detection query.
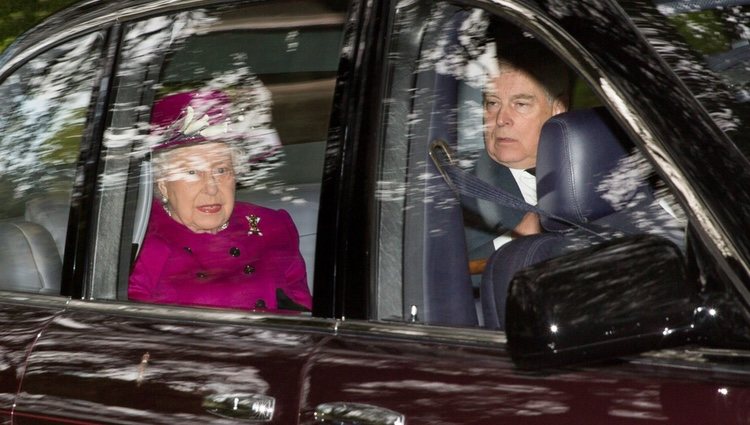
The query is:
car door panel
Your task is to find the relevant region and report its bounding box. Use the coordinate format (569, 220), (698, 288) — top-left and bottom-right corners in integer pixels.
(299, 330), (750, 424)
(0, 300), (64, 424)
(14, 306), (326, 424)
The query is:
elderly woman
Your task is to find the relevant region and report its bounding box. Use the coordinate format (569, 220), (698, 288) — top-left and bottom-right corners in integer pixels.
(128, 89), (312, 312)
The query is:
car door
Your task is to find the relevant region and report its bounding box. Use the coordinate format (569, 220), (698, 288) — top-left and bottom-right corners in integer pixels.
(299, 328), (750, 424)
(16, 306), (330, 424)
(2, 0), (349, 423)
(296, 0), (750, 423)
(0, 302), (64, 424)
(0, 25), (106, 423)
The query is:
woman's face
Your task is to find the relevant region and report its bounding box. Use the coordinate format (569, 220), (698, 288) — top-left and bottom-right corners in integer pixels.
(157, 142), (236, 234)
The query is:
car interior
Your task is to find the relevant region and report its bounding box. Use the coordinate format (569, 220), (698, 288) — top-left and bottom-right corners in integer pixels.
(377, 5), (687, 328)
(0, 32), (101, 295)
(480, 107), (676, 329)
(0, 0), (688, 333)
(124, 2), (345, 297)
(0, 192), (73, 294)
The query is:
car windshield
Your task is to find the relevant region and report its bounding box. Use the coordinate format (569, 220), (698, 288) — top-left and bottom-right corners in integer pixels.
(623, 0), (750, 158)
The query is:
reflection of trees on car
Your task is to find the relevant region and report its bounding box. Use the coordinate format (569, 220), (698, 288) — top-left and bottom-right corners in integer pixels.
(625, 2), (750, 155)
(3, 0), (750, 422)
(0, 0), (80, 53)
(0, 33), (100, 216)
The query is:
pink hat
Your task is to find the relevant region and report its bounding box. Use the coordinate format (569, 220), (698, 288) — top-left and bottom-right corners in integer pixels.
(149, 86), (281, 162)
(150, 89), (238, 151)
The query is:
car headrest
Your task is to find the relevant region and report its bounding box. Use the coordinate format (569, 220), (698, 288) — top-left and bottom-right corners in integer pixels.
(25, 192), (70, 259)
(0, 221), (62, 294)
(536, 107), (638, 231)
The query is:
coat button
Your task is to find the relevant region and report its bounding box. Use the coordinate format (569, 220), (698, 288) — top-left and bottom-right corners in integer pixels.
(255, 299), (266, 309)
(196, 272), (207, 279)
(183, 247), (192, 254)
(244, 264), (255, 275)
(229, 247), (241, 257)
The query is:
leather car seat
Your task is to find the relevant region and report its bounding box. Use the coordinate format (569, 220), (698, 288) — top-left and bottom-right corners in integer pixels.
(0, 220), (62, 294)
(480, 107), (656, 329)
(407, 9), (478, 327)
(25, 192), (71, 259)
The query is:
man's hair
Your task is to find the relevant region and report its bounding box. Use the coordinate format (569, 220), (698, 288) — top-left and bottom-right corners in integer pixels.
(489, 23), (572, 108)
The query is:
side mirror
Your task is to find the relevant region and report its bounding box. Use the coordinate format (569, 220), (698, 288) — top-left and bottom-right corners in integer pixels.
(506, 234), (698, 369)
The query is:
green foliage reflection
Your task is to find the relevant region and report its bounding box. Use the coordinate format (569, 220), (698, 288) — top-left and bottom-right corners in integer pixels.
(669, 10), (735, 56)
(0, 0), (80, 53)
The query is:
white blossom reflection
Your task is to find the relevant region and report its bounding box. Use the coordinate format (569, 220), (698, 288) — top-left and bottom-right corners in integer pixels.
(0, 32), (102, 216)
(106, 11), (285, 192)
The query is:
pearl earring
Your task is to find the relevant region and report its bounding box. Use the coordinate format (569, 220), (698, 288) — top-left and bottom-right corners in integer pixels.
(161, 195), (172, 217)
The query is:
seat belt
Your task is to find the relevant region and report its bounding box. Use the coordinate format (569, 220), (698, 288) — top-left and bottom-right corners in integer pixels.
(428, 139), (610, 240)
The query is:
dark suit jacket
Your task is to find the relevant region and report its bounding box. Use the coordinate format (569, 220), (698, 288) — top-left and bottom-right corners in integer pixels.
(462, 150), (526, 260)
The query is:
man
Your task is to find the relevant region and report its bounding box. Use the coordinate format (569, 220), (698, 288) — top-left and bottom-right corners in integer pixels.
(478, 38), (571, 248)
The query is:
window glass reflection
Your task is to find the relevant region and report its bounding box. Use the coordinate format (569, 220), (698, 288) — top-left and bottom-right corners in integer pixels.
(377, 2), (687, 328)
(635, 1), (750, 156)
(109, 1), (347, 311)
(0, 32), (103, 293)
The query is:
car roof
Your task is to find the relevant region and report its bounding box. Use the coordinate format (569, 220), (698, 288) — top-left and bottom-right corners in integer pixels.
(0, 0), (219, 74)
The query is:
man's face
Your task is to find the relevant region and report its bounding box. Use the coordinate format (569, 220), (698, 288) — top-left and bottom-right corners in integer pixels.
(157, 142), (236, 234)
(483, 69), (565, 170)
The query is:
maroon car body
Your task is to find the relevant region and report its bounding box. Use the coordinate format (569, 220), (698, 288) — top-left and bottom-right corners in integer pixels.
(0, 0), (749, 423)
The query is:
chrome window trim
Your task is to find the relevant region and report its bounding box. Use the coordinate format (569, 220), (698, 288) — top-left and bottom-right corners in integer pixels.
(0, 290), (506, 347)
(635, 347), (750, 376)
(0, 292), (71, 311)
(66, 298), (506, 347)
(337, 319), (507, 346)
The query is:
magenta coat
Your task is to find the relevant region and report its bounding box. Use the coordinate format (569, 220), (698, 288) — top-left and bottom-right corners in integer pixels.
(129, 200), (312, 312)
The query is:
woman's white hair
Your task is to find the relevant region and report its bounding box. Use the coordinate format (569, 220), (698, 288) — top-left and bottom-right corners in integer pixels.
(151, 142), (248, 190)
(150, 70), (280, 193)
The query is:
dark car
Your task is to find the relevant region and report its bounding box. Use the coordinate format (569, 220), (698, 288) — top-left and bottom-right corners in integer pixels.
(0, 0), (749, 423)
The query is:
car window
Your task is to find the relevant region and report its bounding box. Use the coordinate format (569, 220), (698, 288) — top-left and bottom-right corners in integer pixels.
(621, 0), (750, 157)
(95, 0), (347, 310)
(374, 1), (688, 328)
(0, 32), (103, 294)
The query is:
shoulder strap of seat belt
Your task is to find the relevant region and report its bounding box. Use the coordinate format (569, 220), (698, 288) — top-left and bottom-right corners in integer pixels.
(428, 139), (608, 240)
